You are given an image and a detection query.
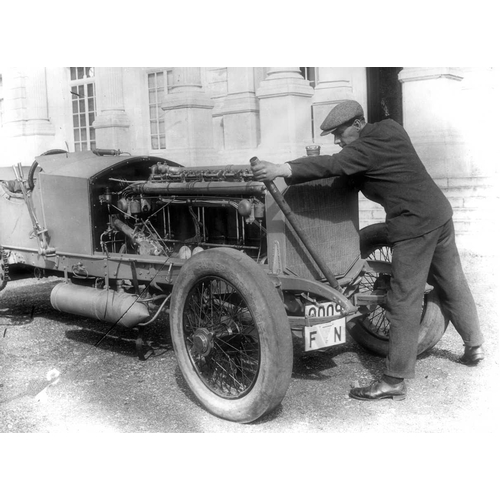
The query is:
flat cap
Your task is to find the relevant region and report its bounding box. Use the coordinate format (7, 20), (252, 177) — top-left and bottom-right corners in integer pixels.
(320, 100), (364, 136)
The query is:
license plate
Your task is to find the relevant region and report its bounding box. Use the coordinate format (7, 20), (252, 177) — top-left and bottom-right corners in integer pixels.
(304, 302), (343, 318)
(304, 316), (346, 352)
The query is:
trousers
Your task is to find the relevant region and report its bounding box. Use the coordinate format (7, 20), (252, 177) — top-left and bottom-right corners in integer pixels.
(385, 218), (483, 379)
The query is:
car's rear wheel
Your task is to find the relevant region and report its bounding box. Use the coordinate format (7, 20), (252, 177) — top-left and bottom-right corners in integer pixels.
(169, 248), (293, 423)
(0, 246), (8, 292)
(347, 223), (447, 356)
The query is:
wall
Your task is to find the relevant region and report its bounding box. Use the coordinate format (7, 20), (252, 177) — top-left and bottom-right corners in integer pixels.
(2, 66), (497, 173)
(0, 66), (498, 252)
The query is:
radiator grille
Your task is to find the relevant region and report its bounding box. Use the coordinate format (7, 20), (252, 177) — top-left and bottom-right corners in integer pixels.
(283, 177), (360, 280)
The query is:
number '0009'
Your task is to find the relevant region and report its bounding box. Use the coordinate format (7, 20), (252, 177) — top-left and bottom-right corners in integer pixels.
(307, 302), (343, 317)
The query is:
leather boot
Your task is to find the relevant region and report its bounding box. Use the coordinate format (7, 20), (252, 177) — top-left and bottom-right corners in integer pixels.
(460, 345), (484, 365)
(349, 379), (407, 401)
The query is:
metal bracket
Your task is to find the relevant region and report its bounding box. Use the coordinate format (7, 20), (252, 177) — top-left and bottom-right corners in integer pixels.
(353, 289), (387, 307)
(12, 163), (55, 257)
(63, 256), (68, 282)
(271, 240), (283, 275)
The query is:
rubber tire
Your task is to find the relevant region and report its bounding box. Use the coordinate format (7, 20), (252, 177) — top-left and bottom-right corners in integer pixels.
(359, 222), (390, 259)
(170, 248), (293, 423)
(0, 247), (8, 292)
(347, 223), (448, 356)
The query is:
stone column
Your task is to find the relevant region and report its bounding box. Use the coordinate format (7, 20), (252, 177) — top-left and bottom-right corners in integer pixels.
(161, 67), (216, 166)
(399, 67), (466, 178)
(311, 68), (369, 154)
(312, 68), (355, 149)
(24, 67), (55, 137)
(92, 67), (130, 150)
(218, 67), (259, 151)
(256, 67), (314, 160)
(459, 67), (500, 178)
(1, 68), (26, 134)
(0, 67), (55, 162)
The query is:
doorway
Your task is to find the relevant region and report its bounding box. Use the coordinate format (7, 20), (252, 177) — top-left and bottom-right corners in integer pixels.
(366, 67), (403, 125)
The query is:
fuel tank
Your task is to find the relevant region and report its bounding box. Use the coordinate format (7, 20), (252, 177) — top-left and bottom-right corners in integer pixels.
(50, 283), (150, 328)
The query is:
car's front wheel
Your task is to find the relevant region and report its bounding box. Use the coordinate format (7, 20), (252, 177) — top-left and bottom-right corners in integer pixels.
(169, 248), (293, 423)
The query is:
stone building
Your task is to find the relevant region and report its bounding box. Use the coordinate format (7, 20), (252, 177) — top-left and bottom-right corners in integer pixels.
(0, 67), (498, 250)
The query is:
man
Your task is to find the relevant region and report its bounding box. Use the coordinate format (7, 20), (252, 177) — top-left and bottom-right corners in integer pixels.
(251, 100), (484, 401)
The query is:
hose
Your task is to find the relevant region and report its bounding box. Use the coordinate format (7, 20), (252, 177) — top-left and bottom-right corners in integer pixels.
(27, 149), (68, 191)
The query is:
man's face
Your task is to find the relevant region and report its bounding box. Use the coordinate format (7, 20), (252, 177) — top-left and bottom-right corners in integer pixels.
(333, 119), (362, 148)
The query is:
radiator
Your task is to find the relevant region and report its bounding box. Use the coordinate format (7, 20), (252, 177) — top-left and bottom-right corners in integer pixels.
(268, 177), (360, 281)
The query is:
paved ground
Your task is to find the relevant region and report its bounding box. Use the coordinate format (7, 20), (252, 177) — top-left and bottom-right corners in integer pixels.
(0, 249), (498, 434)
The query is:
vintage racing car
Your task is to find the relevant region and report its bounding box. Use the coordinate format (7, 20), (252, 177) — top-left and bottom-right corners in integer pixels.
(0, 149), (448, 422)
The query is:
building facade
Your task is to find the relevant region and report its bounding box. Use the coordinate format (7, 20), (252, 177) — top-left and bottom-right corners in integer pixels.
(0, 66), (498, 249)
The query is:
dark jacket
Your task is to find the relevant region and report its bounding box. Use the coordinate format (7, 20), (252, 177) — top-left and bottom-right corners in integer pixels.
(286, 119), (453, 243)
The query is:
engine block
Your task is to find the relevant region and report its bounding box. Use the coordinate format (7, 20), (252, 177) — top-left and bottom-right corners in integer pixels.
(94, 164), (268, 262)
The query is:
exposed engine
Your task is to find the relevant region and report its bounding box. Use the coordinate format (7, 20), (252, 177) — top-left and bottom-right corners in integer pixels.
(1, 151), (360, 331)
(94, 163), (268, 262)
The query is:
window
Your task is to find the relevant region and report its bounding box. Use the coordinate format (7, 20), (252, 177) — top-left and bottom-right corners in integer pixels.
(300, 67), (317, 139)
(70, 67), (96, 151)
(147, 71), (171, 150)
(300, 67), (317, 88)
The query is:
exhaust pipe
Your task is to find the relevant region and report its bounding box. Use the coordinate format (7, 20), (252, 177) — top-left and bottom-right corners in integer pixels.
(50, 283), (150, 328)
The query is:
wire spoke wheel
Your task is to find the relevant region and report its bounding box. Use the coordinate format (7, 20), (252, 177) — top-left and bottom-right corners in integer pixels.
(170, 248), (292, 423)
(348, 223), (447, 356)
(357, 245), (393, 340)
(183, 276), (260, 398)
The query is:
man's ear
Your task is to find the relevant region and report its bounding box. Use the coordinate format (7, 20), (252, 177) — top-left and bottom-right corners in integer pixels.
(353, 119), (365, 131)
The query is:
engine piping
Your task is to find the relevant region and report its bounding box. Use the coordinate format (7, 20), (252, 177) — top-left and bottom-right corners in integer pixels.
(126, 180), (266, 196)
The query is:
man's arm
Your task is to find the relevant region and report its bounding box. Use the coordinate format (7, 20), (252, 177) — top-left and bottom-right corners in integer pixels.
(251, 148), (369, 185)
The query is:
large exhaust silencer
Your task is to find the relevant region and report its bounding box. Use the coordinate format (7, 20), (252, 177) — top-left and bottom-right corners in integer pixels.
(50, 283), (150, 328)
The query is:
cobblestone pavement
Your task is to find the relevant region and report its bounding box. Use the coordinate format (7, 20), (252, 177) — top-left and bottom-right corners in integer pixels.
(0, 250), (498, 434)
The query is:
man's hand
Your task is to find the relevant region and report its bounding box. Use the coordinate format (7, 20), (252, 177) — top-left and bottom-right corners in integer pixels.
(251, 160), (291, 182)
